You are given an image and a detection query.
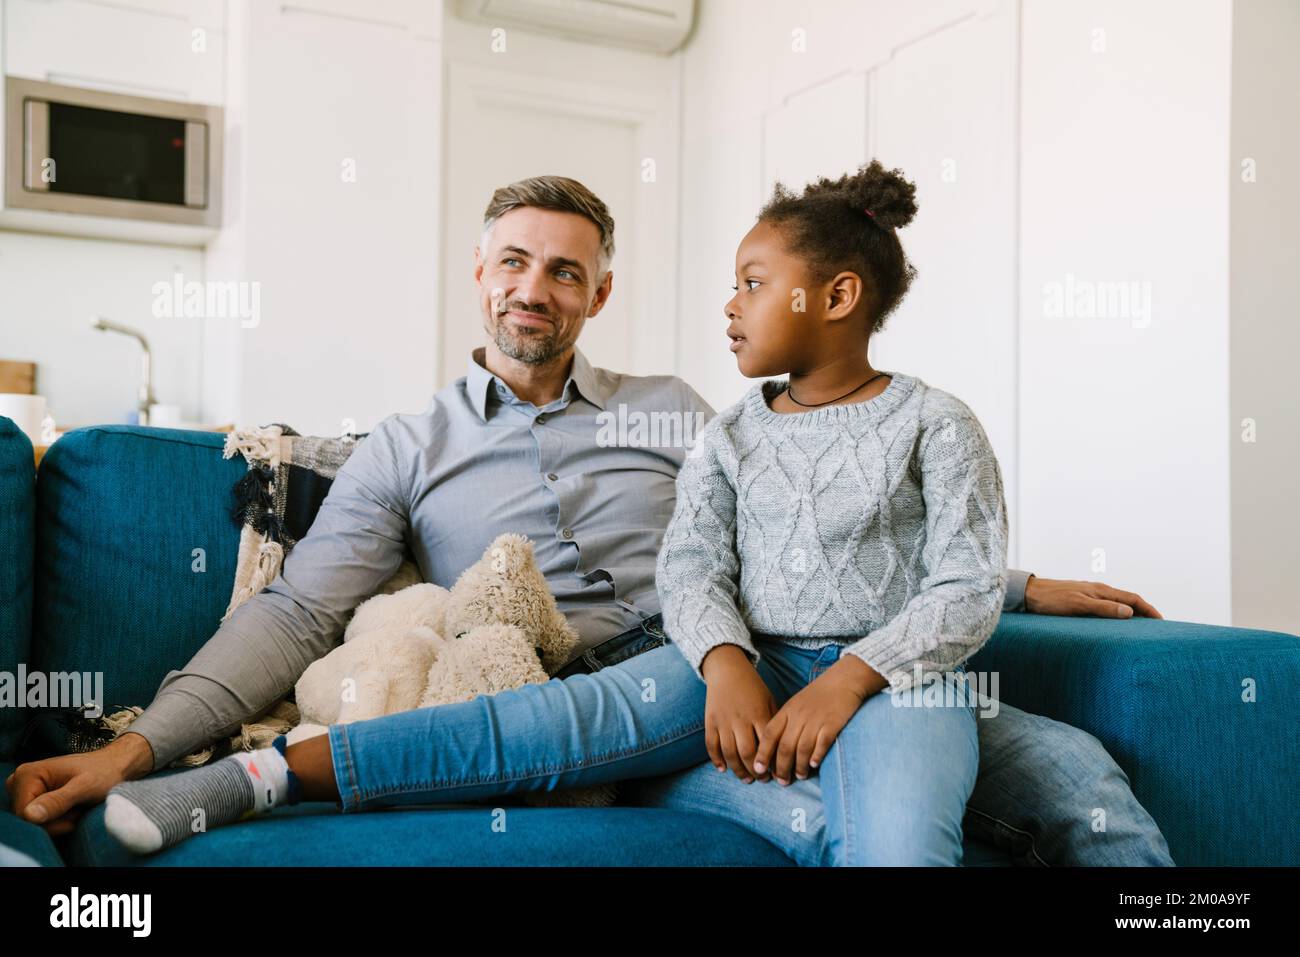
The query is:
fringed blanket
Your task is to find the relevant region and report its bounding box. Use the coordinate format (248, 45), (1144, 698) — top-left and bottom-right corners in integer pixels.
(32, 423), (422, 767)
(222, 424), (419, 621)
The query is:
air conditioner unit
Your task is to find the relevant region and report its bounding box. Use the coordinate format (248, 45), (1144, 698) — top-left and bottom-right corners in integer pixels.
(454, 0), (695, 55)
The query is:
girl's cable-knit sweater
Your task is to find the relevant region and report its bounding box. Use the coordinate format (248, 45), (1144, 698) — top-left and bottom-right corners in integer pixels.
(655, 371), (1009, 690)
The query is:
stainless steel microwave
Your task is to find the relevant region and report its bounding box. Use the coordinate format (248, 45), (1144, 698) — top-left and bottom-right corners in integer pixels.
(4, 76), (222, 227)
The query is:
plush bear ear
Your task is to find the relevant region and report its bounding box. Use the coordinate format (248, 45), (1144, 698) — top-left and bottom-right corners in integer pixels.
(444, 533), (579, 674)
(482, 532), (533, 575)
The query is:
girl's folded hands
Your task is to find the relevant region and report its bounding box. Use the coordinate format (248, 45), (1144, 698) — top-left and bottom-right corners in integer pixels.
(753, 655), (887, 785)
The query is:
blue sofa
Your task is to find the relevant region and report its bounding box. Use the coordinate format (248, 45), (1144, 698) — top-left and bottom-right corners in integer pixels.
(2, 417), (1297, 866)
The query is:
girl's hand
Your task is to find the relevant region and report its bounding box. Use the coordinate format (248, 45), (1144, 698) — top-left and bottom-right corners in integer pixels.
(753, 656), (883, 785)
(700, 644), (779, 782)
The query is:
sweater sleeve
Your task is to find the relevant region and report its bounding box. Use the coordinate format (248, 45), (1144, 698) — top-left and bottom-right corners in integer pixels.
(655, 419), (759, 683)
(843, 398), (1009, 691)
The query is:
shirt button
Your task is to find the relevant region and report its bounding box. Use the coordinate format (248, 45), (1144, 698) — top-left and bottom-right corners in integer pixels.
(535, 413), (547, 424)
(561, 527), (573, 540)
(546, 472), (558, 481)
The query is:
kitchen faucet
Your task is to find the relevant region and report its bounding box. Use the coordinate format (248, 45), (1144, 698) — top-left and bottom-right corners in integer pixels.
(90, 316), (157, 425)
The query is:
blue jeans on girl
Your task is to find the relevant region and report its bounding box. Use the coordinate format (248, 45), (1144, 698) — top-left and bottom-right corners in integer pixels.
(325, 613), (1174, 865)
(616, 635), (979, 865)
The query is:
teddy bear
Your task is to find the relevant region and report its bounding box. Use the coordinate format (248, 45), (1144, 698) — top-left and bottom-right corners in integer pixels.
(292, 533), (616, 808)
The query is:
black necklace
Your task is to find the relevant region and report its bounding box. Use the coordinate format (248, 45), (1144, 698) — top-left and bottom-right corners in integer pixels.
(786, 371), (889, 408)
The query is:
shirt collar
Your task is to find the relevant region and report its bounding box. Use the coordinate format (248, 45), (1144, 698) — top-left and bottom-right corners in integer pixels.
(466, 346), (608, 421)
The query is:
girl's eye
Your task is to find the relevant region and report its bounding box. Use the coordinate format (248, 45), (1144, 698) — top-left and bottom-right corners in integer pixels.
(730, 280), (760, 292)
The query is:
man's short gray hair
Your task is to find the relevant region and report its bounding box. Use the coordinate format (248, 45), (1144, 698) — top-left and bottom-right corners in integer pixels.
(481, 175), (616, 283)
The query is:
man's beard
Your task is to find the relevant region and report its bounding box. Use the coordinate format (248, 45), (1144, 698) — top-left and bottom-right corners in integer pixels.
(490, 307), (565, 364)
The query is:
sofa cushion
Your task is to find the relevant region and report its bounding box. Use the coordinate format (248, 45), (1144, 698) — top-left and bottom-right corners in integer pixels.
(30, 426), (246, 745)
(0, 418), (36, 762)
(0, 761), (66, 866)
(969, 613), (1300, 865)
(70, 783), (797, 866)
(68, 781), (1009, 866)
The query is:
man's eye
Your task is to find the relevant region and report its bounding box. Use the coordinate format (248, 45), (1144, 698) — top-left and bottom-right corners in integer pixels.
(503, 258), (522, 267)
(557, 269), (576, 280)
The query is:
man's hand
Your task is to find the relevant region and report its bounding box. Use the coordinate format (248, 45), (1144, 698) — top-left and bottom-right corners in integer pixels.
(4, 732), (155, 836)
(1024, 575), (1163, 619)
(700, 644), (779, 783)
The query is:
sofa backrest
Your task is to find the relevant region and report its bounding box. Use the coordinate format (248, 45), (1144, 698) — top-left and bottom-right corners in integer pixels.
(31, 426), (247, 730)
(0, 417), (36, 761)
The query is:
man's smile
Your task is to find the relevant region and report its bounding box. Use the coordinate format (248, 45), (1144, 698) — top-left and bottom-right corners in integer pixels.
(506, 310), (554, 329)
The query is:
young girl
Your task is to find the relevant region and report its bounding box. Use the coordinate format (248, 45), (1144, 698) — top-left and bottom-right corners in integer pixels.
(652, 160), (1009, 866)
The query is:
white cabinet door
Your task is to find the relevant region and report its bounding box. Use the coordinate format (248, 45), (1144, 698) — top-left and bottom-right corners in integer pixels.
(4, 0), (224, 103)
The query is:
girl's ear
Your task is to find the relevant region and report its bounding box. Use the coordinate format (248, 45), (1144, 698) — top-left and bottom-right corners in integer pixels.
(824, 270), (867, 323)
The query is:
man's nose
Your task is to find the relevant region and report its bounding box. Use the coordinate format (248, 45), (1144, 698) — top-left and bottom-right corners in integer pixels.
(510, 265), (551, 311)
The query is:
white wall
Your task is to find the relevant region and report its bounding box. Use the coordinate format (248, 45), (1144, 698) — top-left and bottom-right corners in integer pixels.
(0, 232), (204, 427)
(1230, 0), (1300, 632)
(3, 0), (224, 101)
(1018, 0), (1233, 624)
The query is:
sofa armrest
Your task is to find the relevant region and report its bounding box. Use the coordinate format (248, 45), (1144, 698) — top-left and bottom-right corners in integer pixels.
(966, 613), (1300, 865)
(0, 417), (36, 764)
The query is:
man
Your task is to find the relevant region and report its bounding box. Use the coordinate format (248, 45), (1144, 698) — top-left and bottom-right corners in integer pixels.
(6, 175), (1172, 865)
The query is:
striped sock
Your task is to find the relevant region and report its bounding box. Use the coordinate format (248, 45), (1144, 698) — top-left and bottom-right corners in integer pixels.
(104, 733), (301, 855)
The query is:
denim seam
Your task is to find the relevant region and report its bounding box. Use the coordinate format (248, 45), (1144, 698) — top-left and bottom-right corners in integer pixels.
(964, 804), (1050, 867)
(349, 717), (708, 804)
(601, 637), (665, 669)
(335, 725), (363, 813)
(832, 728), (856, 866)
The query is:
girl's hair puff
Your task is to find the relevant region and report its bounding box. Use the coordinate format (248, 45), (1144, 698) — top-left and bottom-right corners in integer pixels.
(757, 159), (918, 334)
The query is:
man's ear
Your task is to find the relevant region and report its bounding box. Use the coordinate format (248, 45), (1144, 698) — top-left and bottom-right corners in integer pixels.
(587, 269), (614, 318)
(473, 246), (484, 285)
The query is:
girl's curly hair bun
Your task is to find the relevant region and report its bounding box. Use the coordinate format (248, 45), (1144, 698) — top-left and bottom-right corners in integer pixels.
(758, 159), (919, 333)
(796, 160), (918, 230)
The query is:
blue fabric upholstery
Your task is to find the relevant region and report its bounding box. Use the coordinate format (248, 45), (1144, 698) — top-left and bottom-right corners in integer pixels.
(0, 418), (36, 763)
(67, 765), (795, 866)
(31, 426), (246, 719)
(60, 768), (1003, 867)
(967, 614), (1300, 865)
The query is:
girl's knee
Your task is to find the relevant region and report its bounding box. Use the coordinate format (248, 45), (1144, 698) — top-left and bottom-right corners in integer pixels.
(829, 802), (967, 866)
